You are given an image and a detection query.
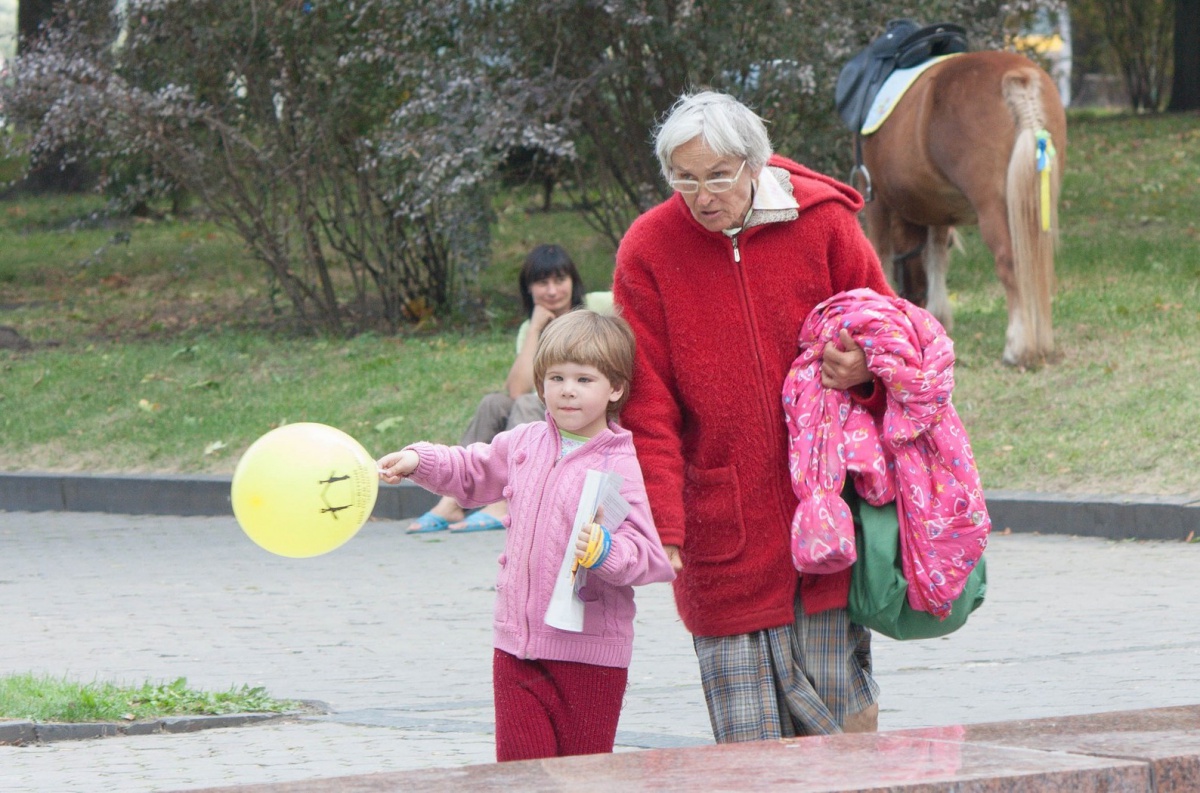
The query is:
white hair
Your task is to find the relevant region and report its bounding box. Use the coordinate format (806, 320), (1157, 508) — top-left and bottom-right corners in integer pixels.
(653, 91), (774, 183)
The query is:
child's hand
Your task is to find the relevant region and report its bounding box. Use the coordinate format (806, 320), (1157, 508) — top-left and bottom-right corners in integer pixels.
(574, 506), (610, 569)
(575, 505), (606, 556)
(377, 449), (420, 484)
(575, 522), (597, 557)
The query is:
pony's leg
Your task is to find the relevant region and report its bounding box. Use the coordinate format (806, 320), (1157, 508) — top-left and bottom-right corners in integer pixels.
(892, 218), (928, 307)
(862, 196), (896, 289)
(974, 201), (1025, 365)
(923, 225), (954, 330)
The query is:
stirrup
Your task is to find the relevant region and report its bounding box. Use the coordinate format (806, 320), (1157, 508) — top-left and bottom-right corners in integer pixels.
(849, 163), (873, 202)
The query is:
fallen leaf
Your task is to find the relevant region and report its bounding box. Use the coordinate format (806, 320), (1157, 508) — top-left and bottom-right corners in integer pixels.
(101, 274), (131, 289)
(374, 416), (404, 433)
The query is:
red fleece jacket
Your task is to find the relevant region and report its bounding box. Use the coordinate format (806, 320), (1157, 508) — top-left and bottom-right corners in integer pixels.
(613, 155), (893, 637)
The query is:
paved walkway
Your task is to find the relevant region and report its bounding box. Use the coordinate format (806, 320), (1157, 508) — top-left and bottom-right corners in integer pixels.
(1, 510), (1199, 792)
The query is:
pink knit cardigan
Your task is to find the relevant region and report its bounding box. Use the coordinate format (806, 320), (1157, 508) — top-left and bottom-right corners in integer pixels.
(782, 288), (990, 617)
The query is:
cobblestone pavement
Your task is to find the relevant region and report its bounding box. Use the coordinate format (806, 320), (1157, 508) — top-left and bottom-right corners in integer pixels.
(1, 510), (1198, 792)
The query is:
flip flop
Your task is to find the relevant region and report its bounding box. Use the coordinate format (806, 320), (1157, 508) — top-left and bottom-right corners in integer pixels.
(406, 511), (450, 534)
(450, 512), (506, 533)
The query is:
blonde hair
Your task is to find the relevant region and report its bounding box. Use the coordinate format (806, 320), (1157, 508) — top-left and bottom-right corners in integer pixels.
(533, 309), (636, 419)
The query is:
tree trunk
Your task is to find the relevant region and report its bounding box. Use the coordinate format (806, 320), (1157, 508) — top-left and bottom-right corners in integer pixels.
(16, 0), (95, 193)
(1168, 0), (1200, 111)
(17, 0), (59, 53)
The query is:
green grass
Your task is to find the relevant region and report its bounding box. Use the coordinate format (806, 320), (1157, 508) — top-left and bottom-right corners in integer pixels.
(0, 674), (298, 723)
(0, 329), (515, 472)
(488, 186), (619, 300)
(0, 113), (1197, 498)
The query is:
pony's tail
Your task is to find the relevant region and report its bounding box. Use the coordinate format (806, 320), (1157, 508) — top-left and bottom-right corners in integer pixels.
(1002, 69), (1060, 365)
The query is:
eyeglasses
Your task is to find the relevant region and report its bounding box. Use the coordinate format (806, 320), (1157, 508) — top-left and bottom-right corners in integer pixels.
(668, 160), (746, 194)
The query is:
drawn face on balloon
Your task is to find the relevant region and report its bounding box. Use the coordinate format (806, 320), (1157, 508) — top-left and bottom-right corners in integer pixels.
(231, 423), (379, 558)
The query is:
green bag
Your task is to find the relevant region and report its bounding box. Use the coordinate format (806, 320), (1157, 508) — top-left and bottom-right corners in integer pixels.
(846, 490), (987, 641)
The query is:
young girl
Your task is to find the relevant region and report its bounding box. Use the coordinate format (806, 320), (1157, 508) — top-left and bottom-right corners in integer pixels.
(406, 243), (612, 533)
(377, 309), (675, 762)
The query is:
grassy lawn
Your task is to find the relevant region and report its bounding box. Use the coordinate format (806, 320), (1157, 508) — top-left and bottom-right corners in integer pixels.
(0, 112), (1197, 498)
(0, 674), (298, 723)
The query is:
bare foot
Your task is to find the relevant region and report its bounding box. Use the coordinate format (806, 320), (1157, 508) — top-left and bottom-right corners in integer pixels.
(448, 501), (508, 531)
(406, 497), (466, 533)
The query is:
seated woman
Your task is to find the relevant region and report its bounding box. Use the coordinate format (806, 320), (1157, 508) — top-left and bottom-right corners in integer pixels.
(407, 243), (611, 532)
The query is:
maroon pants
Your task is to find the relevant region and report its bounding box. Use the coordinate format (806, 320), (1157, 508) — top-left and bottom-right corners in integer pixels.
(492, 648), (628, 762)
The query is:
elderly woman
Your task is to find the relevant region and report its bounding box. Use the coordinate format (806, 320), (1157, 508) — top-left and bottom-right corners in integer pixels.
(613, 90), (894, 741)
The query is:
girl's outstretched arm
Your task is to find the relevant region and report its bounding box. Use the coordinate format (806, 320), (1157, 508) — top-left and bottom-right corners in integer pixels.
(377, 449), (420, 484)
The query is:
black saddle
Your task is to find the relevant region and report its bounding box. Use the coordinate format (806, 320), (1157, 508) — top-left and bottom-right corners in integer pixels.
(835, 19), (969, 134)
(834, 19), (968, 201)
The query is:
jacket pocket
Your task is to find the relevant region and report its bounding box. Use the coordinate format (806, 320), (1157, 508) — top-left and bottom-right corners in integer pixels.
(683, 464), (747, 563)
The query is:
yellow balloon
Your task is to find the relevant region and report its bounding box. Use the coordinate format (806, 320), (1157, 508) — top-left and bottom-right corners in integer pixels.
(231, 423), (380, 558)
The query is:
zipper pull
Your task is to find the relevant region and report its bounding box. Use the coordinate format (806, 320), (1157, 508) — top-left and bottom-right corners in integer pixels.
(731, 235), (741, 263)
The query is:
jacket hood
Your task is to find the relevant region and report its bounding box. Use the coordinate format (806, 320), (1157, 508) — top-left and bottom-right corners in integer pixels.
(765, 154), (865, 214)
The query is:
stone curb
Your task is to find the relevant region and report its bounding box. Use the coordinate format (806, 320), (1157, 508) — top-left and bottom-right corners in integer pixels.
(1, 473), (1197, 541)
(0, 473), (438, 522)
(0, 701), (332, 746)
(0, 712), (283, 746)
(986, 489), (1199, 541)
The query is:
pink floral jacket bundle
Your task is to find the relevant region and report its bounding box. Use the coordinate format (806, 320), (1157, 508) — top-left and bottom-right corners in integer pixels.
(782, 288), (990, 617)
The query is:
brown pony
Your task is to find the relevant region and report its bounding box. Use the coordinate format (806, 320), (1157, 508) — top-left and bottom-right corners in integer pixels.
(860, 50), (1067, 367)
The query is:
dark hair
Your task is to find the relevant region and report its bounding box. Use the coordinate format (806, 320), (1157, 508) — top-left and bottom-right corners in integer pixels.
(518, 244), (585, 318)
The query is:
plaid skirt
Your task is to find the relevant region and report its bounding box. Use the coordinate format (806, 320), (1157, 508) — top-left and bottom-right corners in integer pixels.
(693, 594), (878, 742)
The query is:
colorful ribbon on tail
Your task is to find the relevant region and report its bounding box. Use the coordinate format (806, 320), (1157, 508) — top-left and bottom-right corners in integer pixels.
(1035, 129), (1056, 232)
